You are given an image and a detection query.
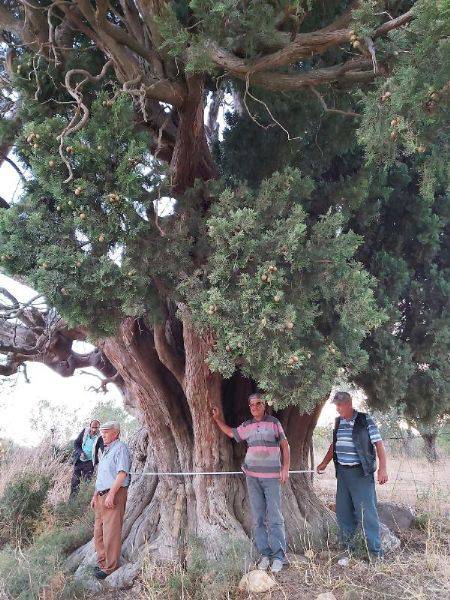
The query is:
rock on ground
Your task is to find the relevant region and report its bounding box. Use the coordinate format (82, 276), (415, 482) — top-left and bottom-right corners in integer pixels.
(238, 569), (276, 593)
(316, 593), (337, 600)
(378, 502), (415, 533)
(380, 522), (401, 553)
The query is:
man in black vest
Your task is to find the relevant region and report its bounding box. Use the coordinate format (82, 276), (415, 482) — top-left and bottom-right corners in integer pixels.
(317, 391), (388, 558)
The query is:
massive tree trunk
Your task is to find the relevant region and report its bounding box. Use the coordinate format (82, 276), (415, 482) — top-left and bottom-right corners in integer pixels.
(69, 315), (333, 588)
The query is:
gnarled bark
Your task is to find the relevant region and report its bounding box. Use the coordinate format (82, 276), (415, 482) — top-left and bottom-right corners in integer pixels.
(69, 315), (333, 589)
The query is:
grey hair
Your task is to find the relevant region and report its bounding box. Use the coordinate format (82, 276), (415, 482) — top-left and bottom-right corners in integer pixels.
(100, 420), (120, 432)
(248, 393), (265, 404)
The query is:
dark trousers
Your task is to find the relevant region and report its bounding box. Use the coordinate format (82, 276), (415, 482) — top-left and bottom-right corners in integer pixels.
(336, 464), (382, 556)
(70, 460), (94, 498)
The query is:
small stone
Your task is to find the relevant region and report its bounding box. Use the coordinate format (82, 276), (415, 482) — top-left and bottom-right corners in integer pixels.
(238, 570), (276, 593)
(337, 557), (350, 567)
(316, 594), (337, 600)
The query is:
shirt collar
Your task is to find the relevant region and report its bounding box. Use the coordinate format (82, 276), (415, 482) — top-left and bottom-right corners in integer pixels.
(342, 410), (357, 423)
(104, 438), (119, 453)
(251, 415), (267, 424)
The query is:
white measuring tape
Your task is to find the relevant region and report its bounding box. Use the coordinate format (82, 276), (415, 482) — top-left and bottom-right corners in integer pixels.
(130, 469), (315, 476)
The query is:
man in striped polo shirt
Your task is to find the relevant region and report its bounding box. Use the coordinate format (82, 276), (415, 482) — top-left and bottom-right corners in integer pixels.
(212, 393), (290, 573)
(317, 391), (388, 559)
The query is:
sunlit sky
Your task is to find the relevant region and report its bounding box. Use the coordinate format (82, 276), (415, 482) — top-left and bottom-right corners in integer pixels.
(0, 151), (346, 447)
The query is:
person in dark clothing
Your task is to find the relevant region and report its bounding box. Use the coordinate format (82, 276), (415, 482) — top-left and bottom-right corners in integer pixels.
(70, 419), (104, 499)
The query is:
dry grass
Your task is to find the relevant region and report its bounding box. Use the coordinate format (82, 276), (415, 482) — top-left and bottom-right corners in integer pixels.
(0, 443), (72, 506)
(314, 455), (450, 514)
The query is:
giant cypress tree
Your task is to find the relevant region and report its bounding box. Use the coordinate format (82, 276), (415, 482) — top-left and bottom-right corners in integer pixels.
(0, 0), (448, 582)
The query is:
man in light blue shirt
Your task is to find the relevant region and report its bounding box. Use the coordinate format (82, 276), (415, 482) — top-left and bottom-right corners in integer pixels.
(91, 421), (131, 579)
(70, 420), (103, 499)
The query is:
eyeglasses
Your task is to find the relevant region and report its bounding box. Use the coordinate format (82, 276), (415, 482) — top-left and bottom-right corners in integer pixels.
(249, 402), (264, 408)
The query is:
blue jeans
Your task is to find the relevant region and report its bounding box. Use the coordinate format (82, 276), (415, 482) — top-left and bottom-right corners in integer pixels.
(336, 464), (382, 556)
(246, 476), (286, 561)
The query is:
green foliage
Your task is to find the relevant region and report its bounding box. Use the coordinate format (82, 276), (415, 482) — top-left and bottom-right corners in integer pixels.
(0, 475), (92, 599)
(358, 0), (450, 201)
(0, 0), (448, 422)
(0, 94), (184, 337)
(52, 480), (94, 529)
(350, 162), (450, 427)
(88, 398), (139, 441)
(0, 473), (52, 546)
(0, 521), (90, 600)
(180, 169), (384, 408)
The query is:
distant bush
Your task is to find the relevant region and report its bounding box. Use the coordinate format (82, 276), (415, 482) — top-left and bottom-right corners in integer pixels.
(0, 523), (89, 600)
(52, 480), (94, 527)
(0, 472), (52, 546)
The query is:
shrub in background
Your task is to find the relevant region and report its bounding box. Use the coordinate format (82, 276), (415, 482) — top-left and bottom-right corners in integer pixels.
(0, 481), (93, 599)
(0, 472), (52, 547)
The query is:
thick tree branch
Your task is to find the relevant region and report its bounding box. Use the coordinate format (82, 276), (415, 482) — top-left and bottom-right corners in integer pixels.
(207, 43), (374, 89)
(373, 9), (414, 38)
(207, 7), (413, 78)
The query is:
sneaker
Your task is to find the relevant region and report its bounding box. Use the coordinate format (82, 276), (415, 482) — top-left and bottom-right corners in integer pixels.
(257, 556), (271, 570)
(270, 558), (283, 573)
(369, 552), (385, 563)
(94, 570), (108, 580)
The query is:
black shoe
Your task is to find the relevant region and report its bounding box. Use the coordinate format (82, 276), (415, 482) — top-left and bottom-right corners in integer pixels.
(94, 570), (108, 580)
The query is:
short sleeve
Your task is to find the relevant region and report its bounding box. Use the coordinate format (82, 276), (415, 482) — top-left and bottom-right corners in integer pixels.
(276, 420), (287, 442)
(232, 423), (249, 443)
(367, 416), (382, 444)
(115, 445), (131, 475)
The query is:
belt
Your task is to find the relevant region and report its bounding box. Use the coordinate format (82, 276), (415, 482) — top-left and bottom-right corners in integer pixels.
(338, 463), (361, 469)
(98, 489), (110, 496)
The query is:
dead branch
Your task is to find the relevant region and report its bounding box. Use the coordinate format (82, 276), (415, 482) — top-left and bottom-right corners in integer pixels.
(58, 60), (113, 182)
(309, 87), (361, 118)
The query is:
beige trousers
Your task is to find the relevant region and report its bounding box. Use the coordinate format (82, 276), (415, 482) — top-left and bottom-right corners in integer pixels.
(93, 486), (128, 574)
